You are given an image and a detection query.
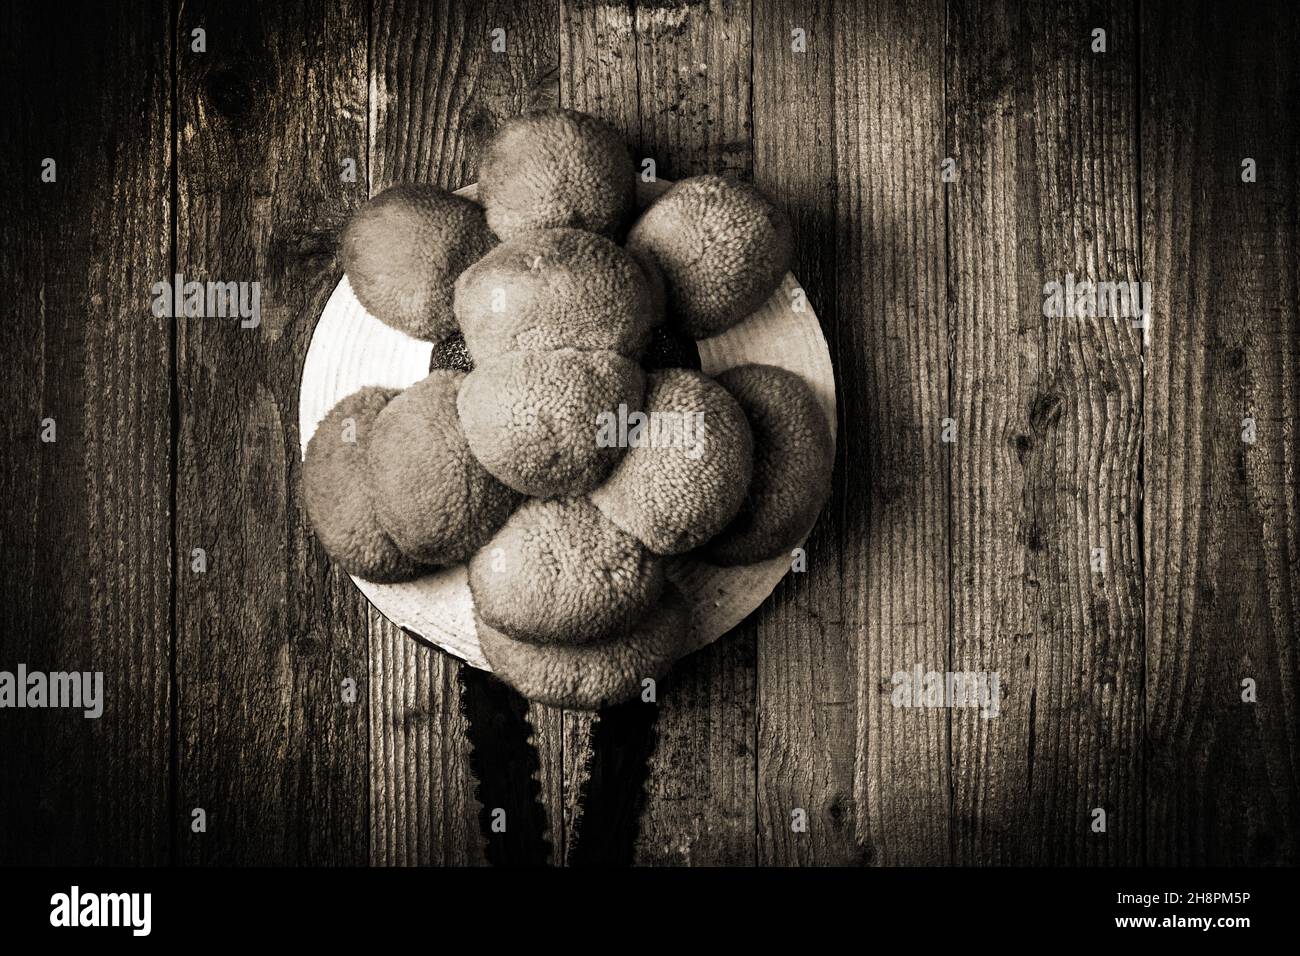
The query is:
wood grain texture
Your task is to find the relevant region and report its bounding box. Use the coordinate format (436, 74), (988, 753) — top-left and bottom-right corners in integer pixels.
(368, 0), (558, 865)
(751, 0), (862, 865)
(1, 0), (1297, 869)
(368, 612), (480, 865)
(0, 0), (173, 866)
(948, 0), (1145, 865)
(834, 0), (952, 865)
(531, 701), (571, 859)
(1141, 0), (1300, 866)
(560, 0), (759, 866)
(173, 0), (371, 864)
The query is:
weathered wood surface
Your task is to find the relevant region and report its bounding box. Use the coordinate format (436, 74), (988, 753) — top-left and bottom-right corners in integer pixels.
(947, 0), (1146, 866)
(172, 0), (371, 865)
(1141, 1), (1299, 866)
(1, 0), (1296, 866)
(0, 0), (173, 866)
(837, 0), (955, 867)
(751, 0), (860, 867)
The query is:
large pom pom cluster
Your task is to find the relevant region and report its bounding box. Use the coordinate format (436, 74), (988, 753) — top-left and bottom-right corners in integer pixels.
(305, 107), (832, 709)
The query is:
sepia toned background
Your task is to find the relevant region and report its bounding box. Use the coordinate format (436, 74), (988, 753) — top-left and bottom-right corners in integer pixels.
(1, 0), (1296, 866)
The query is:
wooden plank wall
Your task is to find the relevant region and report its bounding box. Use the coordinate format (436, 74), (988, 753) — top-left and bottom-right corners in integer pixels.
(0, 0), (1296, 866)
(1142, 1), (1299, 866)
(172, 0), (372, 865)
(948, 0), (1145, 867)
(752, 0), (859, 866)
(0, 0), (173, 866)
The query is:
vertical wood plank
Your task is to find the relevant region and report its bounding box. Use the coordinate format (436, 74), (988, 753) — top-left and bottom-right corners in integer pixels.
(947, 0), (1146, 865)
(1142, 0), (1299, 865)
(833, 0), (952, 865)
(0, 0), (173, 865)
(368, 611), (480, 865)
(173, 0), (371, 864)
(558, 0), (641, 143)
(368, 0), (559, 865)
(750, 0), (863, 864)
(561, 0), (758, 866)
(530, 700), (570, 860)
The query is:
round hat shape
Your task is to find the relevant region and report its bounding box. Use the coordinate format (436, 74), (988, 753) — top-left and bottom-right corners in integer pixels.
(299, 179), (836, 670)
